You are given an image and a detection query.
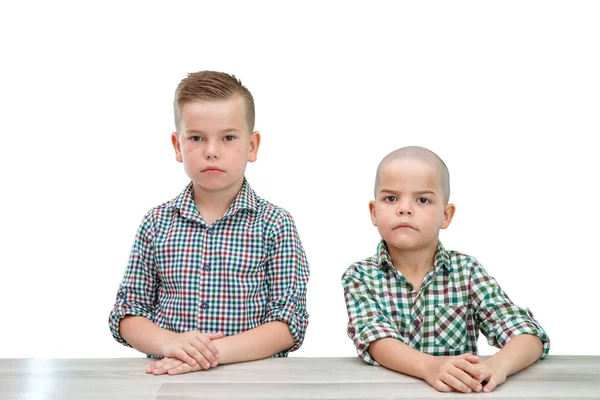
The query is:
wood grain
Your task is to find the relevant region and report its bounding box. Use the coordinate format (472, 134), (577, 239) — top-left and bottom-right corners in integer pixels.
(1, 356), (598, 399)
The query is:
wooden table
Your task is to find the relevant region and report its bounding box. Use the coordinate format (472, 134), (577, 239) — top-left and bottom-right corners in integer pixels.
(1, 356), (598, 399)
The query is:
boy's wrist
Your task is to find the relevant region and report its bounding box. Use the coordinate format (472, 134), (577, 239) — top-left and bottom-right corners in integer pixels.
(417, 353), (437, 380)
(482, 356), (510, 377)
(157, 329), (178, 356)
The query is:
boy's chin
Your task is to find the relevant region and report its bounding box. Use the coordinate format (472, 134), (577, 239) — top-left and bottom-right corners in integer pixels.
(384, 239), (429, 252)
(192, 177), (242, 192)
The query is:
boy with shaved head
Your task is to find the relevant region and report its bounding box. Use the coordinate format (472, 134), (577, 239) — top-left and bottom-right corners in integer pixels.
(342, 146), (549, 393)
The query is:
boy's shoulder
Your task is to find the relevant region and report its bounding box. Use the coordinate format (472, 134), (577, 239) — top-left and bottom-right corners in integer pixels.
(342, 242), (486, 284)
(141, 181), (295, 231)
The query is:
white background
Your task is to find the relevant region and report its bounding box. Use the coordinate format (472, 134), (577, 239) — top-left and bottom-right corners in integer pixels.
(1, 1), (598, 359)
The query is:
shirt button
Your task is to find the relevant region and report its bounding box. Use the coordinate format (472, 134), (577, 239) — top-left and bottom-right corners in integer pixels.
(207, 228), (214, 234)
(200, 302), (209, 310)
(414, 319), (421, 326)
(118, 291), (125, 299)
(290, 296), (298, 303)
(203, 264), (211, 271)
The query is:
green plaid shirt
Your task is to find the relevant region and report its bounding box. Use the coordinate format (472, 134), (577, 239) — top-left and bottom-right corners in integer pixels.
(109, 179), (310, 358)
(342, 241), (549, 365)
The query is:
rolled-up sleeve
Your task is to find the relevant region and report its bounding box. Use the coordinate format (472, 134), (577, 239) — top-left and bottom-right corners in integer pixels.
(471, 262), (550, 359)
(262, 211), (310, 354)
(108, 212), (159, 347)
(342, 265), (404, 365)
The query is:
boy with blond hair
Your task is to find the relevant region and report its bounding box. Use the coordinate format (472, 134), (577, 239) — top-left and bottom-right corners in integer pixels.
(109, 71), (309, 375)
(342, 146), (549, 393)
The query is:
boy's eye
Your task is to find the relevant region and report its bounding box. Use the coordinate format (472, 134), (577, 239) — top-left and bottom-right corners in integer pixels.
(190, 136), (203, 142)
(223, 135), (236, 142)
(416, 197), (430, 204)
(383, 196), (397, 203)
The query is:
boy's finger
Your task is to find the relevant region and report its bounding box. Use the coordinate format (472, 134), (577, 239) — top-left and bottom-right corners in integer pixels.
(197, 334), (220, 358)
(175, 349), (197, 366)
(455, 359), (484, 381)
(432, 380), (453, 392)
(461, 353), (480, 364)
(168, 363), (193, 376)
(163, 359), (184, 371)
(442, 372), (471, 393)
(195, 336), (219, 361)
(152, 366), (167, 375)
(183, 344), (210, 369)
(205, 332), (224, 340)
(483, 376), (499, 392)
(450, 366), (482, 392)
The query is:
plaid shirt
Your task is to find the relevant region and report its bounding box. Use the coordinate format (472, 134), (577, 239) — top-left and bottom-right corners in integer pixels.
(342, 241), (549, 365)
(109, 179), (310, 358)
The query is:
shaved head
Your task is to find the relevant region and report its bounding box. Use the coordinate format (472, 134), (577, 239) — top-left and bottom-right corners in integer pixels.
(374, 146), (450, 203)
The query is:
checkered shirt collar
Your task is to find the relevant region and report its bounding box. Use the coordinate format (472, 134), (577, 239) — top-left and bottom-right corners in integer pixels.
(169, 178), (257, 222)
(376, 240), (453, 272)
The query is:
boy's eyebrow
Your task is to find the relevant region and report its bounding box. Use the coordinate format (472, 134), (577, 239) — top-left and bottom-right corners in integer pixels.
(378, 189), (438, 196)
(185, 128), (242, 135)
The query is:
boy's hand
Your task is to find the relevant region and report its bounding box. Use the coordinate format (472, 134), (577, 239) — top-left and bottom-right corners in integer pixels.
(423, 353), (484, 393)
(146, 357), (188, 375)
(471, 358), (508, 392)
(161, 331), (223, 370)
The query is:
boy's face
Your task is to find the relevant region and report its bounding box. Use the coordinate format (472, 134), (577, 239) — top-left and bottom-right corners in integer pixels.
(171, 96), (260, 195)
(369, 159), (455, 253)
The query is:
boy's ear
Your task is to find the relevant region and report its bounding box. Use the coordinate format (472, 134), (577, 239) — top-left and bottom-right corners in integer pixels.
(440, 203), (456, 229)
(369, 200), (377, 227)
(247, 131), (261, 163)
(171, 132), (183, 163)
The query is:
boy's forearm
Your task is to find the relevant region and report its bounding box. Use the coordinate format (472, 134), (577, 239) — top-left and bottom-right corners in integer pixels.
(212, 321), (295, 364)
(368, 338), (434, 379)
(120, 316), (174, 357)
(485, 334), (543, 376)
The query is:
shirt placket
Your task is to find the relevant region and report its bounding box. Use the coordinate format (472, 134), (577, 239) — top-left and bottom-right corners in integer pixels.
(408, 269), (437, 350)
(197, 224), (214, 330)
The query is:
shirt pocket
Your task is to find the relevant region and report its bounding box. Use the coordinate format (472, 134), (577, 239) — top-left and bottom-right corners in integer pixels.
(434, 304), (468, 350)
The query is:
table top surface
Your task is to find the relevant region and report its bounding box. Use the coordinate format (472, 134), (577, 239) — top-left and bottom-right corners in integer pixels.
(1, 356), (599, 399)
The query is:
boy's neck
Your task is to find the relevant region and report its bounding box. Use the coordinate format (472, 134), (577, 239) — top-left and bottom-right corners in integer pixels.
(192, 179), (244, 226)
(388, 240), (438, 277)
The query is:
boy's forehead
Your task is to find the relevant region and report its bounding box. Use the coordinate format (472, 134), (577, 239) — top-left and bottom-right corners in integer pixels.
(179, 96), (249, 129)
(379, 159), (443, 190)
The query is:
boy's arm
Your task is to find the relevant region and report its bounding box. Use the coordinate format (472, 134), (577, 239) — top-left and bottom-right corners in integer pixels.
(341, 264), (406, 365)
(369, 338), (483, 393)
(471, 261), (550, 357)
(260, 211), (310, 354)
(475, 334), (543, 392)
(206, 321), (293, 364)
(108, 213), (159, 347)
(148, 321), (294, 375)
(120, 316), (222, 368)
(470, 261), (549, 391)
(109, 212), (220, 368)
(342, 265), (482, 393)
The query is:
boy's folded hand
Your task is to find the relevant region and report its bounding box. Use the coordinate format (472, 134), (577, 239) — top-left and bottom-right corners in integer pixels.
(423, 353), (484, 393)
(160, 331), (223, 370)
(146, 357), (185, 375)
(469, 358), (508, 392)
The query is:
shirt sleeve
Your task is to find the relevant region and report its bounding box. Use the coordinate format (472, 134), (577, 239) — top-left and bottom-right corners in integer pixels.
(262, 211), (310, 354)
(470, 261), (550, 359)
(342, 265), (405, 365)
(108, 212), (159, 347)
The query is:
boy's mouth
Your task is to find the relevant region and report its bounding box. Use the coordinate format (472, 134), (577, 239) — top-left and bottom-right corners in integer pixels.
(393, 222), (416, 230)
(202, 167), (225, 173)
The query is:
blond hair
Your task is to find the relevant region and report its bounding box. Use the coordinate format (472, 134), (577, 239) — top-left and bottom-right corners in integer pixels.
(173, 71), (255, 132)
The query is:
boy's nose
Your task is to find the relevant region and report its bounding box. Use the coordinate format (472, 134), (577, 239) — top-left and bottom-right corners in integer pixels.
(397, 203), (413, 216)
(204, 142), (219, 159)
